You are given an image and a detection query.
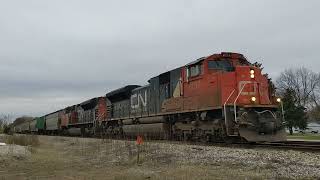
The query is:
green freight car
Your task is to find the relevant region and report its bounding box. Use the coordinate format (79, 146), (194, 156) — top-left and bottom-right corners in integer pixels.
(35, 116), (45, 134)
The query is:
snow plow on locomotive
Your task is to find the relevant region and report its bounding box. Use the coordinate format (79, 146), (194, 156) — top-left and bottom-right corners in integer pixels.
(14, 52), (286, 142)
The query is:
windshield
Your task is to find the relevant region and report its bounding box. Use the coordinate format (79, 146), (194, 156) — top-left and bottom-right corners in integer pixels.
(208, 59), (233, 71)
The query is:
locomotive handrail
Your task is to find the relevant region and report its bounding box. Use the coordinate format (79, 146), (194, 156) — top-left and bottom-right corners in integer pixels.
(223, 89), (235, 136)
(255, 110), (277, 120)
(233, 82), (250, 124)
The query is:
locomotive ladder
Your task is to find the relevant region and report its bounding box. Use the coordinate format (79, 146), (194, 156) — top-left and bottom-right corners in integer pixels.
(224, 89), (235, 136)
(224, 82), (250, 136)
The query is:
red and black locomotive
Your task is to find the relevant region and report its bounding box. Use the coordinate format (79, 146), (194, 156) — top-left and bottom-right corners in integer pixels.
(15, 52), (286, 142)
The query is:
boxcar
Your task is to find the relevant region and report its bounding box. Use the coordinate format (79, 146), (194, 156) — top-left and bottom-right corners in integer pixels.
(14, 123), (22, 133)
(20, 121), (30, 133)
(29, 119), (37, 132)
(45, 111), (60, 131)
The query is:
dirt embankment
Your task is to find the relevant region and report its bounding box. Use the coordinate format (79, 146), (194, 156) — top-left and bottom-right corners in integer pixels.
(0, 134), (320, 179)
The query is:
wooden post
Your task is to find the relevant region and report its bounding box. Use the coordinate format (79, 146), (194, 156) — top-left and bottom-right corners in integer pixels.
(137, 143), (140, 164)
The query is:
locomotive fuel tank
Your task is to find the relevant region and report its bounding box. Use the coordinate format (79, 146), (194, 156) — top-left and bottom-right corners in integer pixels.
(122, 123), (169, 139)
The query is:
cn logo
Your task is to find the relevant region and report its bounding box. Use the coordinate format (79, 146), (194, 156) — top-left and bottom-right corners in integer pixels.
(131, 91), (147, 109)
(238, 81), (257, 95)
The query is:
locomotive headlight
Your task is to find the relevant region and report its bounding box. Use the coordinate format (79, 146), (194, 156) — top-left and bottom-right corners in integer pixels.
(250, 69), (255, 79)
(276, 98), (281, 103)
(251, 96), (256, 102)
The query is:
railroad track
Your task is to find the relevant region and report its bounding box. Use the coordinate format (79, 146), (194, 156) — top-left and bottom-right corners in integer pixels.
(131, 138), (320, 152)
(253, 141), (320, 151)
(151, 139), (320, 152)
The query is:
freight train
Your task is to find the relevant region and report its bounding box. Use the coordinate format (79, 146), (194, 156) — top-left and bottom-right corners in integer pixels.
(13, 52), (286, 142)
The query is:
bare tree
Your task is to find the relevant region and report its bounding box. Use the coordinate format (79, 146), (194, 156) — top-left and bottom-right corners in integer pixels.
(0, 114), (11, 133)
(309, 84), (320, 121)
(310, 83), (320, 107)
(276, 67), (320, 108)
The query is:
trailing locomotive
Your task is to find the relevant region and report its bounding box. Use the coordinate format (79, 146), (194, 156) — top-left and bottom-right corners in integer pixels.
(14, 52), (286, 142)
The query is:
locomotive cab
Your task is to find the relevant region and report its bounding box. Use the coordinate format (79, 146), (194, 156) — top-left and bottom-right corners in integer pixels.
(216, 53), (286, 142)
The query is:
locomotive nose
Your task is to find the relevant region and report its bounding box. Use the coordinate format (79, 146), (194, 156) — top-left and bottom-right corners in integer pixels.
(254, 111), (278, 134)
(242, 110), (280, 134)
(239, 110), (286, 142)
(259, 121), (275, 134)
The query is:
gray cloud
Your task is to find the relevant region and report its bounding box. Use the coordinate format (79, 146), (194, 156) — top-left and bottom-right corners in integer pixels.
(0, 0), (319, 118)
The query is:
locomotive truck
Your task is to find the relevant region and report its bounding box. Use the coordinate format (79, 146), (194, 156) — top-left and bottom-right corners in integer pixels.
(14, 52), (286, 142)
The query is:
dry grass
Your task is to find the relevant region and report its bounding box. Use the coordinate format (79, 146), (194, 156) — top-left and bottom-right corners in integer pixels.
(3, 134), (40, 147)
(287, 134), (320, 141)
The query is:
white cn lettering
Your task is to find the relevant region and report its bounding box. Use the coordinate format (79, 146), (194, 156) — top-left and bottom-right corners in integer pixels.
(138, 91), (147, 107)
(131, 91), (147, 109)
(131, 94), (138, 109)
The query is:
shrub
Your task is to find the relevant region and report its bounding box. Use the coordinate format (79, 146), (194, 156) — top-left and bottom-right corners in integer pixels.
(4, 134), (40, 147)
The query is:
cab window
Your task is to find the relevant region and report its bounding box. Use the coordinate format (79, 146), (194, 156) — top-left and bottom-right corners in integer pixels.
(187, 63), (202, 77)
(208, 59), (233, 71)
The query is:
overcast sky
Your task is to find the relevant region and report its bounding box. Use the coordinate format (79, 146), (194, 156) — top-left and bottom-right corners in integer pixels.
(0, 0), (319, 118)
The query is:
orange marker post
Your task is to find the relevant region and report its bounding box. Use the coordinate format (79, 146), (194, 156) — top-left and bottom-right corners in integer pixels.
(136, 135), (143, 164)
(136, 135), (143, 145)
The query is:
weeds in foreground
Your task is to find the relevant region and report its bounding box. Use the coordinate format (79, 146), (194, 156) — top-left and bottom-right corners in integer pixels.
(4, 134), (40, 147)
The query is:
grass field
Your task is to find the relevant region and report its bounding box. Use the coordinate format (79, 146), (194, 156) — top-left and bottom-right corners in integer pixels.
(287, 133), (320, 141)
